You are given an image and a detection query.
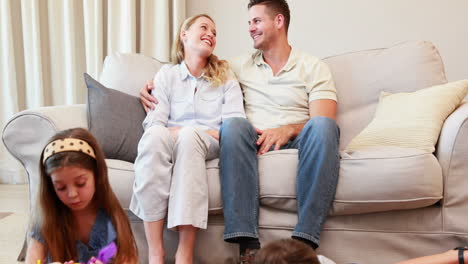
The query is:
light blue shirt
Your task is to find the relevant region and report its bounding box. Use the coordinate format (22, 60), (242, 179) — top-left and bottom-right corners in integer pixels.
(143, 61), (246, 130)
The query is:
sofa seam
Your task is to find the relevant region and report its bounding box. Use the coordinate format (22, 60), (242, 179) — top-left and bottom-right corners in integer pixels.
(260, 195), (296, 198)
(257, 150), (298, 157)
(2, 112), (58, 161)
(340, 152), (433, 161)
(259, 195), (443, 203)
(322, 229), (468, 236)
(322, 40), (437, 61)
(259, 149), (433, 160)
(259, 226), (468, 236)
(428, 40), (448, 82)
(441, 111), (468, 232)
(107, 164), (219, 171)
(333, 197), (443, 203)
(107, 165), (134, 172)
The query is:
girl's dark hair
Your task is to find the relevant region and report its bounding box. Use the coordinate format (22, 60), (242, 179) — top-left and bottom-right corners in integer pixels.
(254, 238), (320, 264)
(248, 0), (291, 32)
(35, 128), (138, 263)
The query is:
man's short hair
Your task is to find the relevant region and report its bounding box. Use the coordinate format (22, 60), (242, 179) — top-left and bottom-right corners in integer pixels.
(248, 0), (291, 32)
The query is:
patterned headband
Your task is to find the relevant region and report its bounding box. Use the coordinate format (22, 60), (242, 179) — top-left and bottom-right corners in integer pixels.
(43, 138), (96, 164)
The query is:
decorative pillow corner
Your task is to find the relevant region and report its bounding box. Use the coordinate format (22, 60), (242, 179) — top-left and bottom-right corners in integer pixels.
(84, 73), (146, 162)
(345, 79), (468, 153)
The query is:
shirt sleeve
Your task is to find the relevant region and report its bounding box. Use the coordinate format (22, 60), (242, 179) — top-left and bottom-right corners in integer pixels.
(221, 70), (246, 121)
(29, 223), (45, 244)
(142, 66), (171, 129)
(306, 59), (337, 103)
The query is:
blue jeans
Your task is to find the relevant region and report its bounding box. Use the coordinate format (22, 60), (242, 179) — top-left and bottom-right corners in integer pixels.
(219, 117), (340, 246)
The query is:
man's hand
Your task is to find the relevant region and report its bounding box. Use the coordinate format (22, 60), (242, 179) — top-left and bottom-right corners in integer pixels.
(256, 125), (301, 155)
(168, 126), (182, 141)
(206, 130), (220, 141)
(140, 80), (159, 112)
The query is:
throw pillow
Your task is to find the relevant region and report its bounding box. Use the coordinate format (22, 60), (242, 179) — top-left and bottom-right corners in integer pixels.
(345, 80), (468, 153)
(85, 73), (146, 162)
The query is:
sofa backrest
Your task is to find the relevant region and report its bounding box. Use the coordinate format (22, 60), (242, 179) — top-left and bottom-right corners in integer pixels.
(99, 52), (164, 97)
(99, 41), (448, 150)
(324, 41), (447, 149)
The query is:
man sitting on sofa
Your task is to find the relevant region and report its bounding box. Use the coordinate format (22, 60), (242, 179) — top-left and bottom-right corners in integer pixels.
(139, 0), (341, 263)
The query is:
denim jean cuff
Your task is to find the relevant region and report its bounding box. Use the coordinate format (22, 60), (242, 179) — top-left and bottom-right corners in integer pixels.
(224, 232), (259, 243)
(291, 231), (320, 246)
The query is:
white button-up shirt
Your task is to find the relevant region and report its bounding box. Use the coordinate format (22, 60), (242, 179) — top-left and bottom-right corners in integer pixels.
(143, 62), (246, 130)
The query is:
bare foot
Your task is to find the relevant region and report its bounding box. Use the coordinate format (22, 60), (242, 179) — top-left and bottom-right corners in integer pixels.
(149, 254), (165, 264)
(175, 251), (194, 264)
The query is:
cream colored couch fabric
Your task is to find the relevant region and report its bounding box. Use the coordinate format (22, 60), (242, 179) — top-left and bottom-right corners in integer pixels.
(3, 41), (468, 264)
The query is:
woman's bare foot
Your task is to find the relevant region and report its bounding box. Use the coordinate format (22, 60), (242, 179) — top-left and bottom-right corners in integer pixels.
(149, 253), (165, 264)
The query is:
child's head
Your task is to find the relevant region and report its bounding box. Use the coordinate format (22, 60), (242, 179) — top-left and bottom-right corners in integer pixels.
(254, 238), (320, 264)
(40, 127), (108, 212)
(36, 128), (138, 263)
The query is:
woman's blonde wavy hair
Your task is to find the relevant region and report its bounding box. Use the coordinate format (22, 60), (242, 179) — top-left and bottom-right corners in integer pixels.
(171, 14), (230, 87)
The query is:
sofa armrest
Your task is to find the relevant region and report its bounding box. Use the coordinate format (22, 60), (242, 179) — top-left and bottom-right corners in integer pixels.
(435, 101), (468, 232)
(2, 104), (87, 205)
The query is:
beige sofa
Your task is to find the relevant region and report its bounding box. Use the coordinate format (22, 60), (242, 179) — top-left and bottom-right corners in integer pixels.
(3, 41), (468, 264)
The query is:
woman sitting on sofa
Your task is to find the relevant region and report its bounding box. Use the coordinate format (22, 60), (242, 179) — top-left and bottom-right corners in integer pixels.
(129, 14), (245, 264)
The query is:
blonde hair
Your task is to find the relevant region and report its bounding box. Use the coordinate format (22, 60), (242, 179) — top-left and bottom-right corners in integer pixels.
(34, 128), (138, 263)
(171, 14), (230, 87)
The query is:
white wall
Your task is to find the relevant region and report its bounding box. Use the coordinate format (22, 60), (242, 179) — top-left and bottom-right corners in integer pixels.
(188, 0), (468, 81)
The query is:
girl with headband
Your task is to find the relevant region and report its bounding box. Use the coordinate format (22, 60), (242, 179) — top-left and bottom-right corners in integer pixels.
(25, 128), (138, 264)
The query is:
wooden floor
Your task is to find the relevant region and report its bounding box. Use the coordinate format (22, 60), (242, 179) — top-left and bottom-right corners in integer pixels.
(0, 184), (29, 264)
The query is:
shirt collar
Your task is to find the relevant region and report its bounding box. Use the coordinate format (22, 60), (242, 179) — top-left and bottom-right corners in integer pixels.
(282, 48), (297, 72)
(179, 61), (191, 80)
(253, 48), (297, 73)
(253, 50), (266, 66)
(179, 61), (205, 80)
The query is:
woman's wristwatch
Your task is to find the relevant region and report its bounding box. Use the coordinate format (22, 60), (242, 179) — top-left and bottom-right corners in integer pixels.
(453, 246), (468, 264)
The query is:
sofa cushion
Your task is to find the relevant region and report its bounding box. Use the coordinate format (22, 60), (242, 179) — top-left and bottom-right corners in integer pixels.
(99, 52), (163, 97)
(107, 158), (223, 214)
(324, 41), (448, 150)
(85, 74), (146, 162)
(331, 147), (443, 215)
(109, 147), (443, 217)
(258, 147), (443, 216)
(345, 80), (468, 153)
(106, 159), (135, 209)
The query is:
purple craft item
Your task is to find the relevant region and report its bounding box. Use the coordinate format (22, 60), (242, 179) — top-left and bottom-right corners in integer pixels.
(87, 241), (117, 264)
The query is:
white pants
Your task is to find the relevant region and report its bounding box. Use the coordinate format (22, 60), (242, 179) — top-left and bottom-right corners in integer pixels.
(130, 126), (219, 230)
